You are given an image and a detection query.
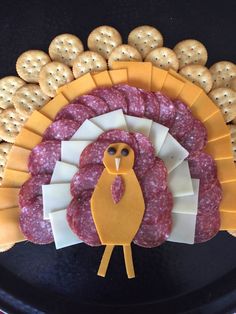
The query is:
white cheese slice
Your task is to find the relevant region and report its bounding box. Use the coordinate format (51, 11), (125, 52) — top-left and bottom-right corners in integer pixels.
(49, 209), (82, 249)
(124, 115), (152, 137)
(167, 212), (197, 244)
(168, 161), (193, 197)
(158, 133), (189, 173)
(42, 183), (72, 219)
(90, 109), (128, 131)
(71, 119), (103, 141)
(172, 179), (200, 214)
(149, 122), (169, 154)
(50, 161), (78, 184)
(61, 140), (92, 165)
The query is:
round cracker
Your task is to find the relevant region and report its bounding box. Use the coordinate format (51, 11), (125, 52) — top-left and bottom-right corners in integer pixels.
(145, 47), (179, 71)
(87, 26), (122, 60)
(0, 243), (15, 252)
(0, 142), (12, 182)
(208, 88), (236, 123)
(49, 33), (84, 67)
(13, 84), (50, 117)
(0, 108), (26, 143)
(16, 50), (51, 83)
(230, 77), (236, 92)
(173, 39), (208, 69)
(229, 124), (236, 161)
(128, 25), (163, 58)
(0, 76), (25, 109)
(209, 61), (236, 89)
(39, 62), (74, 97)
(108, 44), (142, 69)
(179, 65), (213, 93)
(72, 51), (107, 79)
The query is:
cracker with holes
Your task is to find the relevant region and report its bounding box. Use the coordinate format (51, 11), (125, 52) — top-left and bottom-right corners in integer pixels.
(87, 26), (122, 60)
(230, 77), (236, 92)
(72, 51), (107, 78)
(209, 88), (236, 123)
(0, 108), (26, 143)
(0, 142), (12, 183)
(16, 50), (51, 83)
(229, 124), (236, 161)
(39, 61), (74, 97)
(209, 61), (236, 89)
(128, 25), (163, 58)
(0, 76), (25, 109)
(173, 39), (208, 69)
(108, 44), (142, 68)
(12, 84), (50, 117)
(49, 33), (84, 67)
(145, 47), (179, 71)
(179, 65), (213, 93)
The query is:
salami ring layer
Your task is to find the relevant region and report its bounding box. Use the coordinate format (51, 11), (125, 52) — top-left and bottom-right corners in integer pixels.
(19, 196), (54, 244)
(143, 91), (160, 122)
(76, 94), (109, 115)
(19, 174), (51, 208)
(180, 119), (207, 152)
(55, 103), (95, 124)
(91, 87), (128, 113)
(28, 140), (61, 175)
(155, 92), (176, 128)
(43, 119), (80, 141)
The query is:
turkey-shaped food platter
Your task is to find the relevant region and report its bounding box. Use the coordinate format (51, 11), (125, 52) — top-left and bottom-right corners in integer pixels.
(1, 61), (236, 279)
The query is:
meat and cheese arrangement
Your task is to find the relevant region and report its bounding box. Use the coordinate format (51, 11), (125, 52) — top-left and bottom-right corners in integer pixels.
(0, 25), (236, 278)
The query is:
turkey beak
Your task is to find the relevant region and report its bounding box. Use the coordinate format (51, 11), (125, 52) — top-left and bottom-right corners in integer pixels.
(115, 157), (121, 171)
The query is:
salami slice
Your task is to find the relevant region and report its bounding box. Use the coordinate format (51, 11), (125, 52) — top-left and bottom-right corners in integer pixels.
(169, 100), (195, 141)
(55, 103), (95, 124)
(91, 87), (128, 113)
(28, 140), (61, 175)
(43, 119), (80, 141)
(194, 211), (220, 243)
(132, 132), (156, 178)
(71, 164), (104, 198)
(133, 189), (173, 248)
(143, 90), (160, 122)
(198, 179), (222, 214)
(98, 129), (139, 156)
(180, 119), (207, 152)
(67, 192), (101, 246)
(115, 84), (145, 117)
(76, 94), (109, 115)
(79, 139), (111, 168)
(19, 196), (54, 244)
(19, 174), (51, 208)
(141, 157), (167, 199)
(155, 92), (176, 128)
(188, 151), (217, 184)
(111, 175), (125, 204)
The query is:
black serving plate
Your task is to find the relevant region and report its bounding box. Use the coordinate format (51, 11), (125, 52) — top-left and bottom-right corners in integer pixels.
(0, 1), (236, 313)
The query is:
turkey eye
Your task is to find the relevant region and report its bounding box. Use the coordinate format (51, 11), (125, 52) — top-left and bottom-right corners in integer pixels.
(121, 148), (129, 156)
(108, 147), (116, 155)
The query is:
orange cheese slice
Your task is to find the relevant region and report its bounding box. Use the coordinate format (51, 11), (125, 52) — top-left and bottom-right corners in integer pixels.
(215, 158), (236, 183)
(109, 69), (128, 85)
(0, 207), (25, 245)
(190, 91), (219, 122)
(204, 135), (233, 160)
(168, 69), (188, 83)
(93, 71), (113, 87)
(58, 73), (97, 101)
(0, 188), (19, 209)
(6, 145), (30, 172)
(220, 211), (236, 230)
(177, 82), (202, 107)
(161, 73), (185, 99)
(2, 169), (30, 188)
(219, 181), (236, 213)
(203, 111), (230, 142)
(15, 128), (42, 150)
(151, 66), (168, 92)
(111, 61), (152, 91)
(40, 93), (69, 120)
(24, 111), (52, 136)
